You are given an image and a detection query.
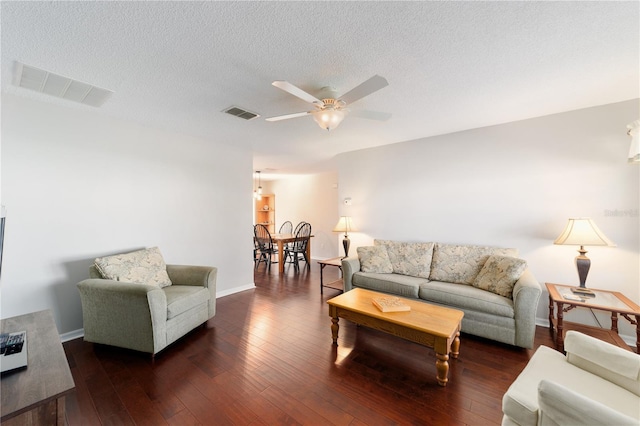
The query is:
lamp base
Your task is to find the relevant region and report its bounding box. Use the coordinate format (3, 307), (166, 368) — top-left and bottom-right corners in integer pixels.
(342, 235), (350, 259)
(574, 248), (592, 290)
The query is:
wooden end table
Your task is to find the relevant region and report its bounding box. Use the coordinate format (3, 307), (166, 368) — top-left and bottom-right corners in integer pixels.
(327, 288), (463, 386)
(318, 257), (343, 294)
(545, 283), (640, 353)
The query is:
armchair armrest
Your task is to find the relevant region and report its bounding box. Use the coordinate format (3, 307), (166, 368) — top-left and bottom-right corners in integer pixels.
(341, 257), (361, 292)
(565, 331), (640, 396)
(77, 278), (167, 353)
(538, 379), (638, 426)
(166, 265), (217, 318)
(511, 268), (542, 348)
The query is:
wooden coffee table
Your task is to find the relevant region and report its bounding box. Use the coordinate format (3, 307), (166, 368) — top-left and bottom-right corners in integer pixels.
(327, 288), (464, 386)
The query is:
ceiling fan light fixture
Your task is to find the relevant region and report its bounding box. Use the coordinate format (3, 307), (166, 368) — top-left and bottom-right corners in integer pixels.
(312, 108), (346, 131)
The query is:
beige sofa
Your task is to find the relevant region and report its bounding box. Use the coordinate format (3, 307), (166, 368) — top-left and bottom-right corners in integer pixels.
(502, 331), (640, 425)
(77, 247), (216, 355)
(342, 240), (542, 348)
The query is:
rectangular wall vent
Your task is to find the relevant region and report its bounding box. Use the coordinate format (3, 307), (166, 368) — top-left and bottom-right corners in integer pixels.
(13, 62), (113, 107)
(223, 106), (260, 120)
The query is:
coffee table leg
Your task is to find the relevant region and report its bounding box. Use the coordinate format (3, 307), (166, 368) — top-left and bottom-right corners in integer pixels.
(331, 316), (339, 345)
(450, 331), (460, 359)
(436, 352), (449, 387)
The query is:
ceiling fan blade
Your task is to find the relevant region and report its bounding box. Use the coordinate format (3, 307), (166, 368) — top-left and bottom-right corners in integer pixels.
(265, 111), (312, 122)
(272, 81), (322, 105)
(350, 109), (392, 121)
(338, 75), (389, 105)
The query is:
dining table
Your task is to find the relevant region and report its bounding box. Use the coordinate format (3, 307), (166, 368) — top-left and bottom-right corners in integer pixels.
(271, 233), (313, 274)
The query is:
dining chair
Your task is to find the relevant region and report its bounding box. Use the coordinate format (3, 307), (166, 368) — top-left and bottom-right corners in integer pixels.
(278, 221), (293, 235)
(293, 221), (307, 235)
(253, 234), (262, 268)
(285, 222), (312, 271)
(254, 224), (278, 270)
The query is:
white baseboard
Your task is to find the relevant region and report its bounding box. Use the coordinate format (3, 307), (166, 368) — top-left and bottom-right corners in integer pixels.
(60, 328), (84, 343)
(216, 283), (256, 298)
(62, 283), (257, 342)
(535, 316), (636, 347)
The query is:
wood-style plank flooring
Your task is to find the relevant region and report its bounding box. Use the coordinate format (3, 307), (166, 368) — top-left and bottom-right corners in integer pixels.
(63, 260), (555, 425)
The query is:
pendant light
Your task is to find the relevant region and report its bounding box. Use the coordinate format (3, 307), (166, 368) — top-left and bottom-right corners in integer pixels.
(253, 171), (262, 200)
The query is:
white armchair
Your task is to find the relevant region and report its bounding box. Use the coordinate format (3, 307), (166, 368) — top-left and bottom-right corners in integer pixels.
(502, 331), (640, 426)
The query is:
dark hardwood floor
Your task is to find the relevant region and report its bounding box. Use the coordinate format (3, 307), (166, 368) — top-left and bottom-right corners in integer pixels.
(63, 260), (555, 425)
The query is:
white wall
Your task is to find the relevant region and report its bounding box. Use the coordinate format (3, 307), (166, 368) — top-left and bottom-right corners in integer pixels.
(337, 99), (640, 340)
(264, 172), (340, 260)
(1, 94), (255, 335)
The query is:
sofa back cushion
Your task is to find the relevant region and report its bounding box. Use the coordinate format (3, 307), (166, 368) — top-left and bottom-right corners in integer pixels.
(429, 243), (518, 285)
(357, 245), (394, 273)
(374, 240), (434, 278)
(94, 247), (172, 288)
(565, 331), (640, 396)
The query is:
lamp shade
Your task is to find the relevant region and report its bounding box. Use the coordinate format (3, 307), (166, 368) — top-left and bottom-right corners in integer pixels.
(312, 108), (346, 131)
(333, 216), (357, 233)
(628, 120), (640, 164)
(553, 218), (615, 247)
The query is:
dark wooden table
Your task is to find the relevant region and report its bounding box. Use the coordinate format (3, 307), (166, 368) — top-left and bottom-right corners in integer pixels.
(318, 257), (343, 294)
(1, 309), (75, 425)
(546, 283), (640, 353)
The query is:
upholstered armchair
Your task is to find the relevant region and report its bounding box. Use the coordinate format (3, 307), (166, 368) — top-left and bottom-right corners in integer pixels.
(77, 247), (217, 355)
(502, 331), (640, 425)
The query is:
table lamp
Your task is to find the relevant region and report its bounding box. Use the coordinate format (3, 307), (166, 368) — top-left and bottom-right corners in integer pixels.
(333, 216), (357, 258)
(553, 217), (615, 295)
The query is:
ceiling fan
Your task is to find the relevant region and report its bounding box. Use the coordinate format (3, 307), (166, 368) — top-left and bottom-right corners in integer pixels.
(265, 75), (390, 131)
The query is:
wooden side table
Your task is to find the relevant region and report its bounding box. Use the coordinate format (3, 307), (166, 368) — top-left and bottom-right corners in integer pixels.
(545, 283), (640, 353)
(318, 257), (343, 294)
(1, 310), (75, 425)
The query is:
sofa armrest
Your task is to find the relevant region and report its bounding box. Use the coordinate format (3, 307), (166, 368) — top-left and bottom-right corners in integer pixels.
(511, 268), (542, 349)
(166, 265), (217, 318)
(537, 379), (638, 426)
(565, 331), (640, 396)
(77, 278), (168, 353)
(341, 257), (361, 292)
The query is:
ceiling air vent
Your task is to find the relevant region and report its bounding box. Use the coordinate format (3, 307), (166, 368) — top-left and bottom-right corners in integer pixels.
(223, 106), (260, 121)
(13, 62), (113, 107)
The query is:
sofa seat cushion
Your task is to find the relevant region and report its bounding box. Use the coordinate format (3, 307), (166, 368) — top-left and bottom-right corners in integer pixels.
(352, 272), (426, 299)
(419, 281), (515, 318)
(429, 243), (518, 285)
(502, 346), (640, 426)
(164, 285), (211, 319)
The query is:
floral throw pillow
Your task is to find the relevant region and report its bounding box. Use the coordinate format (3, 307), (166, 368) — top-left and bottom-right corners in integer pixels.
(375, 240), (434, 278)
(357, 246), (394, 274)
(472, 255), (527, 298)
(430, 244), (518, 285)
(94, 247), (172, 288)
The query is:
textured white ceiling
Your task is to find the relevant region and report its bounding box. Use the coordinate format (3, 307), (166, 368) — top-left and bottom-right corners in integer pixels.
(2, 1), (638, 175)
